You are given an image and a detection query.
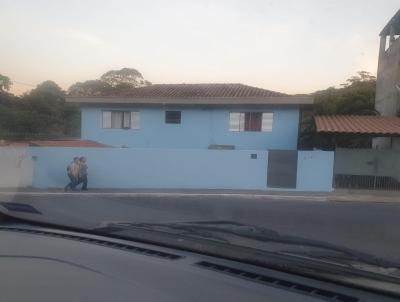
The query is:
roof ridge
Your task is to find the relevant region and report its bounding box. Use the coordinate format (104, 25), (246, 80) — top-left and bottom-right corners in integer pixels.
(143, 83), (244, 86)
(68, 82), (291, 98)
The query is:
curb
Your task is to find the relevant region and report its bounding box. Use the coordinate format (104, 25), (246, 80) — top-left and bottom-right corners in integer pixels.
(0, 191), (398, 203)
(327, 196), (400, 204)
(0, 191), (328, 201)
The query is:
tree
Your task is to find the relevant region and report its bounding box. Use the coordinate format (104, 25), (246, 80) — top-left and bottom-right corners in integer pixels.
(340, 71), (376, 87)
(100, 68), (151, 88)
(68, 67), (151, 96)
(299, 71), (377, 150)
(0, 74), (12, 92)
(30, 80), (65, 100)
(68, 80), (113, 96)
(314, 71), (377, 116)
(13, 81), (66, 137)
(0, 80), (80, 139)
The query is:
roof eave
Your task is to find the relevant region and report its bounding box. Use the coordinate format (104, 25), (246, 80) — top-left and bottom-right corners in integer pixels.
(66, 96), (314, 106)
(316, 131), (400, 137)
(379, 9), (400, 36)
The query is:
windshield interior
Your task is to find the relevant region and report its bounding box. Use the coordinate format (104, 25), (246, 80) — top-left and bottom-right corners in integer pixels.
(1, 1), (400, 300)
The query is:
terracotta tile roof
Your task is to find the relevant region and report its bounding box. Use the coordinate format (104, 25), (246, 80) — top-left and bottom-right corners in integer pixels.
(115, 83), (287, 98)
(28, 140), (111, 147)
(314, 115), (400, 136)
(67, 83), (313, 105)
(0, 141), (30, 147)
(1, 140), (110, 147)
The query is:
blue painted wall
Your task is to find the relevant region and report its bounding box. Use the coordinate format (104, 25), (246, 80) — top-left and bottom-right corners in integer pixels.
(30, 147), (268, 190)
(296, 151), (334, 192)
(81, 106), (300, 150)
(29, 148), (334, 192)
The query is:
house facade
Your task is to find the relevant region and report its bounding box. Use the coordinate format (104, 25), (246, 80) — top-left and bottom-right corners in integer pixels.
(14, 83), (335, 192)
(68, 83), (313, 150)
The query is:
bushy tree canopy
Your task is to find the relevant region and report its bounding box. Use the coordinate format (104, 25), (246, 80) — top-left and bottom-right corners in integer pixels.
(299, 71), (377, 150)
(0, 74), (12, 92)
(100, 68), (151, 88)
(0, 78), (80, 139)
(68, 80), (114, 97)
(68, 68), (151, 96)
(0, 67), (150, 139)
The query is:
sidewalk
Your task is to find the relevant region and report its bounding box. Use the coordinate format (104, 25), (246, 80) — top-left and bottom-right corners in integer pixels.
(327, 189), (400, 203)
(0, 187), (399, 203)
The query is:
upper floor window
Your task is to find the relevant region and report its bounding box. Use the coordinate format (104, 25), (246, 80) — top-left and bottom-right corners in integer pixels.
(165, 110), (181, 124)
(229, 112), (273, 132)
(102, 111), (140, 129)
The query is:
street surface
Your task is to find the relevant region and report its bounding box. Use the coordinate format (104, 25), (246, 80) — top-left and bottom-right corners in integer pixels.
(1, 192), (400, 263)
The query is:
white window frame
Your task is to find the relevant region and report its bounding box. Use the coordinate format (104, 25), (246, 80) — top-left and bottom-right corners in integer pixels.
(122, 111), (131, 129)
(102, 111), (112, 129)
(111, 111), (124, 129)
(102, 110), (140, 129)
(229, 112), (244, 131)
(130, 111), (140, 129)
(229, 112), (273, 132)
(261, 112), (273, 132)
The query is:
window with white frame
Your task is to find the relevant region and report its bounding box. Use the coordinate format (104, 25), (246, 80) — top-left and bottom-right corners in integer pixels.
(229, 112), (273, 132)
(130, 111), (140, 129)
(102, 111), (140, 129)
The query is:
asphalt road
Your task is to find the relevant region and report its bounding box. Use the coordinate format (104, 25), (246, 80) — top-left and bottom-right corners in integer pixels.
(1, 192), (400, 264)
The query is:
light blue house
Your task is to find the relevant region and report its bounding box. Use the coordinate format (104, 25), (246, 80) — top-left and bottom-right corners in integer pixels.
(27, 83), (334, 191)
(67, 83), (313, 150)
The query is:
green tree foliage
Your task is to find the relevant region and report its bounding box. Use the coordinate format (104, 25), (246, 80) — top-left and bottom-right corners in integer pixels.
(0, 78), (80, 139)
(100, 68), (151, 88)
(68, 68), (151, 96)
(68, 80), (114, 97)
(0, 67), (149, 139)
(0, 74), (12, 92)
(299, 71), (377, 150)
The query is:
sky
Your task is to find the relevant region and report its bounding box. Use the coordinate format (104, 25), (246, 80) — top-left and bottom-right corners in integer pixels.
(0, 0), (399, 95)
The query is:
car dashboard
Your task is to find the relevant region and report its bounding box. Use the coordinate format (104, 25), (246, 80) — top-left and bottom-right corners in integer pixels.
(0, 223), (397, 302)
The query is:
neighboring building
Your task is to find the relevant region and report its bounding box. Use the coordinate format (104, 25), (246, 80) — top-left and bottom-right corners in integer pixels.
(374, 9), (400, 149)
(67, 83), (312, 150)
(314, 10), (400, 151)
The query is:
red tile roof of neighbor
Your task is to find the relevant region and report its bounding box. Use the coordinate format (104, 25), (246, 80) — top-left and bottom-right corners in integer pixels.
(29, 140), (111, 147)
(1, 140), (110, 148)
(67, 83), (313, 105)
(314, 115), (400, 136)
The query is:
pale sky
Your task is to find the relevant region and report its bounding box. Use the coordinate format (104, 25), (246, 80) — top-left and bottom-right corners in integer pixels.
(1, 0), (399, 95)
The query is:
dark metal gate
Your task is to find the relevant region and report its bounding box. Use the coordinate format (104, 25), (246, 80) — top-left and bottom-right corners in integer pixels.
(267, 150), (298, 189)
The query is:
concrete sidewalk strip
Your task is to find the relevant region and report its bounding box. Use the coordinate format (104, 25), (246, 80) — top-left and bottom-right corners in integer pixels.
(0, 191), (328, 202)
(0, 188), (399, 203)
(329, 195), (400, 203)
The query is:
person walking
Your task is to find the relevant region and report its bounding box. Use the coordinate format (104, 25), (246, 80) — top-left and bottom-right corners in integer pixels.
(78, 156), (88, 191)
(64, 157), (80, 192)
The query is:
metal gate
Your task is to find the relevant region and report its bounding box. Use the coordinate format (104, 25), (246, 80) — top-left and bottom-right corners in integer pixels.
(267, 150), (298, 189)
(334, 148), (400, 191)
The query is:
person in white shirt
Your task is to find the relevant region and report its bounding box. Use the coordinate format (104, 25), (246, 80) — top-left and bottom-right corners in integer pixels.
(64, 157), (80, 192)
